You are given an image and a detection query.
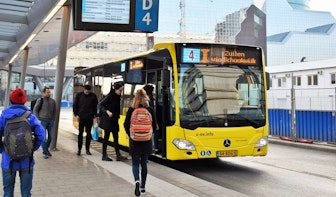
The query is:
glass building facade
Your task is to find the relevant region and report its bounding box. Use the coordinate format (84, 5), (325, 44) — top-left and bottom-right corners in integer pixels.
(266, 0), (336, 66)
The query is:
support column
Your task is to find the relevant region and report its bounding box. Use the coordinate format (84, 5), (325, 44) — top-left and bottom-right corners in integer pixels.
(20, 47), (29, 89)
(4, 64), (13, 108)
(50, 5), (71, 150)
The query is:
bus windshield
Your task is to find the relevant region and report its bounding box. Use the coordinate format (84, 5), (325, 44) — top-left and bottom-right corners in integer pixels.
(178, 64), (266, 129)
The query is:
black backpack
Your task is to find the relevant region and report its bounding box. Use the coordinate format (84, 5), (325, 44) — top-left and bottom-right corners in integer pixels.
(3, 111), (34, 162)
(31, 98), (43, 114)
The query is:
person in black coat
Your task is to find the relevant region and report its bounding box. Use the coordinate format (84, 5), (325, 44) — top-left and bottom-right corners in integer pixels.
(73, 84), (98, 156)
(124, 89), (157, 196)
(98, 82), (127, 161)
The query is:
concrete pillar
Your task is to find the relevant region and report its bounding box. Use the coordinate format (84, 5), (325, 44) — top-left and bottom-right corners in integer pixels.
(20, 47), (29, 89)
(4, 64), (13, 107)
(50, 5), (71, 150)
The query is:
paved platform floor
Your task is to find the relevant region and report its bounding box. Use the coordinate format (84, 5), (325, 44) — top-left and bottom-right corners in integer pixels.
(2, 107), (334, 196)
(0, 108), (248, 197)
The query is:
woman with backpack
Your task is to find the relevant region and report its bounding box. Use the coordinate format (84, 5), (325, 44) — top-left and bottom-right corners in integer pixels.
(123, 88), (157, 196)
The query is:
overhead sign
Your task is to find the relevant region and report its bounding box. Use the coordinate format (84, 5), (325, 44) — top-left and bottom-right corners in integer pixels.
(82, 0), (131, 24)
(135, 0), (159, 32)
(73, 0), (159, 33)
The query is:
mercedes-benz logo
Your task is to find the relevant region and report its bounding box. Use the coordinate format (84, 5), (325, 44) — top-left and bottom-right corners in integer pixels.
(223, 139), (231, 147)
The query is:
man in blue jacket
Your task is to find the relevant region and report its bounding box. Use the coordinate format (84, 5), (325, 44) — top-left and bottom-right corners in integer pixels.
(0, 88), (45, 197)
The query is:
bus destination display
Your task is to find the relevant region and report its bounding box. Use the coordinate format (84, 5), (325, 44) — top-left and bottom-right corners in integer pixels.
(82, 0), (130, 24)
(182, 47), (260, 65)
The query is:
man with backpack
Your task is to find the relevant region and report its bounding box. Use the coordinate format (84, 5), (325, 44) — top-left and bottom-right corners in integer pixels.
(33, 87), (56, 159)
(0, 88), (45, 197)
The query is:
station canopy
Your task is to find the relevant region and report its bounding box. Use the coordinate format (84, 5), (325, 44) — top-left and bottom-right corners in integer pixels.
(0, 0), (94, 69)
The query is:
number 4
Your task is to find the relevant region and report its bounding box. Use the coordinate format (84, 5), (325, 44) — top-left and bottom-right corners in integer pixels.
(189, 50), (194, 60)
(142, 12), (152, 25)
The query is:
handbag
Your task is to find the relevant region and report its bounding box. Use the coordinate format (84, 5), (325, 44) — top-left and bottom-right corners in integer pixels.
(92, 123), (99, 140)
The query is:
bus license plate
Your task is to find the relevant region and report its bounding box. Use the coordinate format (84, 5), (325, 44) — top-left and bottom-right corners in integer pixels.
(217, 150), (238, 157)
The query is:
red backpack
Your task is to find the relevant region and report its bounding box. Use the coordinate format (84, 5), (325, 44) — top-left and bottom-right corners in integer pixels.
(130, 108), (153, 141)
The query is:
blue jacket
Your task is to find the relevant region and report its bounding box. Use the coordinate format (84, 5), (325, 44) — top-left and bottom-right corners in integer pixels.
(0, 104), (45, 170)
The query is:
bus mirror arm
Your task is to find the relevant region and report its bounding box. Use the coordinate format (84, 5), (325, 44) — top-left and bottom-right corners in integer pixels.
(162, 69), (170, 88)
(162, 57), (171, 88)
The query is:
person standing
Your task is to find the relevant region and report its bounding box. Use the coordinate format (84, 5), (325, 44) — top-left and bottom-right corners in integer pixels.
(124, 89), (157, 196)
(98, 82), (127, 161)
(143, 84), (160, 153)
(33, 86), (56, 159)
(73, 84), (98, 156)
(0, 88), (45, 197)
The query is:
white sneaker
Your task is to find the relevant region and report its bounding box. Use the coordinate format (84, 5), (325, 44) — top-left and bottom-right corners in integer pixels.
(140, 188), (146, 194)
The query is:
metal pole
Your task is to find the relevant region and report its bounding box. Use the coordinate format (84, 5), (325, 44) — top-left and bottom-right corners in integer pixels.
(50, 5), (71, 150)
(291, 72), (297, 141)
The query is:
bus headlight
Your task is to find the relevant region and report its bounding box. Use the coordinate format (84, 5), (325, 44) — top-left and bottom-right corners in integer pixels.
(173, 138), (196, 150)
(255, 137), (268, 147)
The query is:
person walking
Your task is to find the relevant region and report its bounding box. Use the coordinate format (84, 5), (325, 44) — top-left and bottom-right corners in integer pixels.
(0, 88), (45, 197)
(33, 86), (56, 159)
(124, 89), (157, 196)
(73, 84), (98, 156)
(98, 82), (127, 161)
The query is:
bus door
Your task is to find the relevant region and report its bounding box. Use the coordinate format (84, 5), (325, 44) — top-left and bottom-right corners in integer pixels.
(146, 71), (166, 157)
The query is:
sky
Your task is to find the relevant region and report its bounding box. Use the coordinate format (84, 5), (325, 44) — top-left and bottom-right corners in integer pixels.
(310, 0), (336, 17)
(159, 0), (336, 35)
(156, 0), (336, 35)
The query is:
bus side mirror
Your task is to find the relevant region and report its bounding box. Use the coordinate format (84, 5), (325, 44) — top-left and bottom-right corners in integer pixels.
(266, 72), (270, 90)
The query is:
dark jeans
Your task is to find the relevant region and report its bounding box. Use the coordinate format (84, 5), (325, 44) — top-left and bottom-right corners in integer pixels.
(41, 120), (54, 153)
(102, 130), (120, 156)
(132, 154), (149, 189)
(78, 118), (93, 151)
(2, 167), (33, 197)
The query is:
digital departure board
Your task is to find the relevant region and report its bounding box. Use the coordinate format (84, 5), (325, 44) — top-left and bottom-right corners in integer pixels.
(73, 0), (159, 32)
(82, 0), (130, 24)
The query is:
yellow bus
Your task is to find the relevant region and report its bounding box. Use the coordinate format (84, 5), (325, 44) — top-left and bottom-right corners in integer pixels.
(74, 42), (269, 160)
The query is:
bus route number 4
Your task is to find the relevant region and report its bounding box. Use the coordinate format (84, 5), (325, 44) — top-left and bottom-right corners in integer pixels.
(189, 50), (194, 61)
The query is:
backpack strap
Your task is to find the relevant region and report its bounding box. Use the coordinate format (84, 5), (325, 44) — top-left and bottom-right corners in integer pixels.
(8, 111), (31, 124)
(22, 111), (31, 119)
(37, 98), (43, 113)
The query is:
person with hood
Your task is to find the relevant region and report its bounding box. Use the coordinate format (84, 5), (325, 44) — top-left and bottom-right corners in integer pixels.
(98, 82), (127, 161)
(0, 88), (45, 197)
